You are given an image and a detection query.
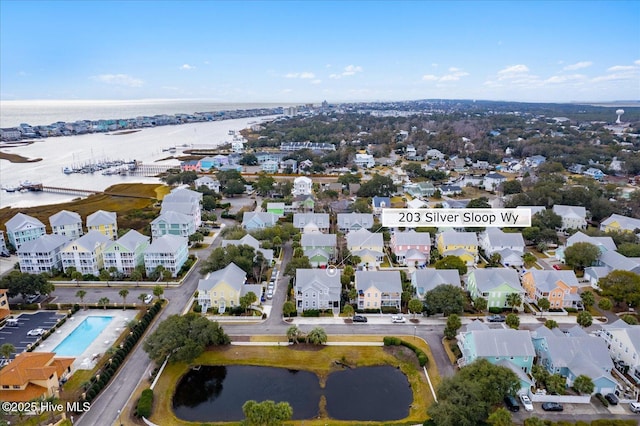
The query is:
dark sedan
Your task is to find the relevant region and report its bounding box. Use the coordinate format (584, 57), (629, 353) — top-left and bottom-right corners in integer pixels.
(352, 315), (368, 323)
(542, 402), (563, 412)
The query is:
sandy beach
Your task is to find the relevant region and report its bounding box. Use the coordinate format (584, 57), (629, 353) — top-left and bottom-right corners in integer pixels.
(0, 116), (277, 208)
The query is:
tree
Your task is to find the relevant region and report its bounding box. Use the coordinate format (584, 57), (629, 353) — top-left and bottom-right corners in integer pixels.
(0, 271), (55, 300)
(130, 269), (143, 286)
(444, 314), (462, 339)
(356, 174), (396, 197)
(544, 319), (558, 329)
(286, 325), (301, 343)
(598, 297), (613, 311)
(434, 255), (467, 275)
(580, 290), (595, 309)
(487, 252), (502, 267)
(522, 252), (537, 268)
(466, 197), (491, 209)
(342, 304), (354, 317)
(505, 293), (522, 312)
(284, 256), (311, 277)
(242, 400), (293, 426)
(572, 374), (594, 395)
(306, 327), (327, 345)
(408, 298), (423, 319)
(98, 297), (110, 309)
(188, 232), (204, 244)
(118, 288), (129, 310)
(99, 268), (111, 282)
(153, 285), (164, 299)
(505, 313), (520, 329)
(282, 301), (296, 318)
(222, 179), (246, 197)
(423, 284), (465, 316)
(138, 293), (149, 305)
(337, 173), (361, 185)
(427, 359), (519, 426)
(201, 245), (257, 279)
(537, 297), (550, 313)
(576, 311), (593, 328)
(239, 291), (258, 314)
(473, 297), (488, 317)
(75, 289), (87, 308)
(564, 242), (600, 270)
(239, 153), (258, 166)
(501, 180), (522, 195)
(71, 270), (84, 284)
(0, 343), (14, 361)
(487, 407), (512, 426)
(143, 313), (230, 364)
(546, 374), (566, 395)
(254, 173), (276, 196)
(599, 270), (640, 307)
(622, 314), (639, 325)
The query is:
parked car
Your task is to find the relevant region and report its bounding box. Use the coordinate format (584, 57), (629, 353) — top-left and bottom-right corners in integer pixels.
(26, 294), (39, 303)
(487, 314), (505, 322)
(144, 294), (153, 304)
(27, 328), (45, 336)
(391, 315), (406, 323)
(504, 395), (520, 412)
(352, 315), (368, 323)
(553, 264), (562, 270)
(542, 402), (563, 412)
(266, 289), (273, 300)
(520, 394), (534, 411)
(630, 402), (640, 413)
(605, 393), (619, 405)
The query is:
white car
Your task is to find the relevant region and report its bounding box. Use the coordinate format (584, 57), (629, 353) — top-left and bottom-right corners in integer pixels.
(630, 402), (640, 413)
(144, 294), (153, 304)
(520, 394), (534, 411)
(27, 328), (45, 336)
(391, 315), (406, 323)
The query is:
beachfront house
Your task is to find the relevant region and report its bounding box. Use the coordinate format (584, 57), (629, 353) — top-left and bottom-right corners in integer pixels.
(60, 230), (110, 275)
(241, 212), (279, 230)
(336, 213), (374, 233)
(143, 234), (188, 278)
(161, 187), (203, 228)
(301, 232), (337, 267)
(102, 230), (150, 276)
(521, 270), (582, 309)
(466, 268), (524, 310)
(49, 210), (84, 239)
(5, 213), (46, 250)
(295, 269), (341, 313)
(17, 234), (70, 274)
(436, 231), (478, 266)
(411, 268), (461, 299)
(355, 270), (402, 310)
(0, 352), (74, 402)
(197, 262), (260, 314)
(151, 211), (196, 239)
(346, 228), (385, 268)
(390, 230), (431, 266)
(86, 210), (118, 240)
(293, 213), (330, 233)
(552, 205), (587, 231)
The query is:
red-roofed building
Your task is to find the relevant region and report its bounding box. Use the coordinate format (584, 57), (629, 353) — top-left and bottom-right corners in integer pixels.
(0, 352), (74, 402)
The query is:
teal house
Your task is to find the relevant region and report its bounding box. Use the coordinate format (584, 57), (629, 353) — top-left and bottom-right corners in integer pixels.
(466, 268), (524, 310)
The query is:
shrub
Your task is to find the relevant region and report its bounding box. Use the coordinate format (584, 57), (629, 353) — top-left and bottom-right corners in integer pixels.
(302, 309), (320, 317)
(564, 307), (578, 313)
(595, 393), (609, 407)
(488, 307), (503, 314)
(399, 339), (429, 366)
(383, 336), (401, 346)
(136, 388), (154, 418)
(193, 304), (202, 313)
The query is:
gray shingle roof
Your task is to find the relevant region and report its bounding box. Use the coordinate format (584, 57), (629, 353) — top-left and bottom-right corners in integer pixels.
(107, 230), (149, 252)
(301, 233), (336, 247)
(346, 228), (384, 248)
(67, 230), (111, 251)
(152, 211), (192, 225)
(552, 205), (586, 219)
(439, 231), (477, 247)
(469, 268), (522, 293)
(49, 210), (81, 227)
(145, 234), (187, 253)
(527, 270), (579, 292)
(412, 269), (460, 294)
(337, 213), (374, 229)
(355, 270), (402, 293)
(6, 213), (45, 232)
(198, 262), (247, 293)
(295, 269), (341, 298)
(471, 329), (535, 357)
(86, 210), (116, 226)
(601, 214), (640, 232)
(17, 234), (70, 254)
(293, 213), (330, 228)
(394, 230), (431, 246)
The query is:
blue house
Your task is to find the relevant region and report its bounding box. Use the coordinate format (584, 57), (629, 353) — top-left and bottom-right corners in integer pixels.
(241, 212), (279, 230)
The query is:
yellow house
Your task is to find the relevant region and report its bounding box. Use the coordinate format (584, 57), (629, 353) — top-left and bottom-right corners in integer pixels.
(86, 210), (118, 240)
(436, 231), (478, 266)
(600, 214), (640, 234)
(197, 263), (262, 314)
(346, 229), (385, 267)
(0, 352), (74, 402)
(0, 289), (10, 322)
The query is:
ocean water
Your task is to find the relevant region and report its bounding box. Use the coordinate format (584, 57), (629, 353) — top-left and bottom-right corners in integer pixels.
(0, 111), (280, 208)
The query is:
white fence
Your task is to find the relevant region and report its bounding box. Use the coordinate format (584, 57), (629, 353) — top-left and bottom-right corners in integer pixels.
(529, 393), (591, 404)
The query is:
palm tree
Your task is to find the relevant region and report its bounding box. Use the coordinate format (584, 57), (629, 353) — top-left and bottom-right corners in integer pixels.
(506, 293), (522, 312)
(118, 289), (129, 310)
(130, 269), (143, 287)
(75, 289), (87, 309)
(138, 293), (149, 305)
(306, 327), (327, 345)
(286, 325), (301, 344)
(0, 343), (15, 361)
(98, 297), (110, 310)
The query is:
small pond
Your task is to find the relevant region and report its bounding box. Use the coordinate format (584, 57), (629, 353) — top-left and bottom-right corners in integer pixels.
(173, 365), (413, 422)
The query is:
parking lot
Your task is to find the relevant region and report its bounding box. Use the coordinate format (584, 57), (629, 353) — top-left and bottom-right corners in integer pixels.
(0, 311), (64, 360)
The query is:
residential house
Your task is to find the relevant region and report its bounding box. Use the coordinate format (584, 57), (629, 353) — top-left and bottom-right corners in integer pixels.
(355, 270), (402, 310)
(5, 213), (46, 250)
(436, 231), (478, 266)
(583, 167), (605, 180)
(598, 320), (640, 382)
(221, 234), (274, 265)
(354, 153), (375, 168)
(60, 231), (110, 275)
(0, 289), (9, 322)
(194, 176), (220, 193)
(197, 263), (260, 314)
(390, 230), (431, 266)
(329, 199), (353, 213)
(242, 212), (279, 230)
(456, 322), (535, 380)
(266, 202), (286, 218)
(161, 187), (203, 228)
(336, 213), (374, 233)
(483, 172), (507, 192)
(466, 268), (524, 309)
(143, 234), (188, 278)
(526, 155), (546, 168)
(86, 210), (118, 240)
(200, 156), (223, 171)
(600, 214), (640, 234)
(151, 211), (196, 239)
(521, 270), (582, 309)
(479, 228), (525, 267)
(301, 232), (337, 267)
(439, 184), (462, 196)
(280, 158), (298, 173)
(102, 230), (150, 276)
(49, 210), (83, 239)
(17, 234), (70, 274)
(372, 196), (391, 216)
(293, 213), (330, 233)
(584, 250), (640, 287)
(552, 205), (587, 231)
(295, 269), (341, 313)
(0, 352), (74, 402)
(0, 231), (7, 256)
(261, 160), (279, 173)
(406, 198), (428, 209)
(292, 194), (316, 212)
(346, 229), (385, 268)
(404, 181), (436, 198)
(412, 268), (460, 299)
(555, 231), (616, 263)
(532, 325), (617, 395)
(180, 159), (201, 172)
(292, 176), (313, 196)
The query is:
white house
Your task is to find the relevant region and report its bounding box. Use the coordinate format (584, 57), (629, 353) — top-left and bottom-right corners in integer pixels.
(483, 173), (507, 192)
(292, 176), (313, 196)
(17, 234), (70, 274)
(194, 176), (220, 193)
(354, 153), (375, 168)
(151, 211), (196, 239)
(336, 213), (374, 233)
(49, 210), (84, 239)
(293, 213), (330, 233)
(479, 228), (525, 267)
(143, 234), (189, 278)
(598, 319), (640, 382)
(161, 187), (203, 228)
(552, 205), (587, 230)
(295, 269), (341, 313)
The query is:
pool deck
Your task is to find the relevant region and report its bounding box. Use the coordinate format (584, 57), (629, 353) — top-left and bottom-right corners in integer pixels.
(34, 309), (134, 372)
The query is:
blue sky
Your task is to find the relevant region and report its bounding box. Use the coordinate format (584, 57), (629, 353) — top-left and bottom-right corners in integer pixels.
(1, 1), (639, 103)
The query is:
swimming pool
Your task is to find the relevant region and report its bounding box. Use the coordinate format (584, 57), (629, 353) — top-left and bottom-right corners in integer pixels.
(53, 316), (113, 357)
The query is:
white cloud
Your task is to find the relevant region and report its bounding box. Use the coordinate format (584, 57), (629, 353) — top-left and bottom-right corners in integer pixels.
(180, 64), (195, 70)
(343, 65), (363, 76)
(311, 79), (322, 85)
(422, 74), (438, 81)
(635, 59), (640, 66)
(544, 74), (586, 84)
(285, 72), (316, 79)
(498, 64), (529, 77)
(563, 61), (592, 71)
(607, 65), (635, 72)
(91, 74), (144, 87)
(422, 68), (469, 82)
